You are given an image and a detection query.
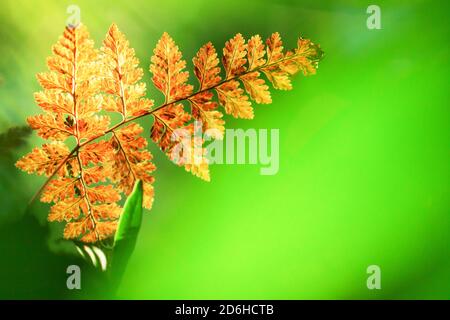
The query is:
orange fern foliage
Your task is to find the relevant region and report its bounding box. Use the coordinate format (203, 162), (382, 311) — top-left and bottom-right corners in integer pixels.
(16, 23), (323, 243)
(100, 24), (155, 209)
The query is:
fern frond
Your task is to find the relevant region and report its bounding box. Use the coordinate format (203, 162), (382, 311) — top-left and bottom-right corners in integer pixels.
(17, 23), (323, 243)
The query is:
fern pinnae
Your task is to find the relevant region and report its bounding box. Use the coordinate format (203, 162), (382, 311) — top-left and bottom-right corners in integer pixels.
(18, 23), (323, 242)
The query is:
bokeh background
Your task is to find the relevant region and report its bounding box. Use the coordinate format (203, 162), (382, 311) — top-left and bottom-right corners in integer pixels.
(0, 0), (448, 299)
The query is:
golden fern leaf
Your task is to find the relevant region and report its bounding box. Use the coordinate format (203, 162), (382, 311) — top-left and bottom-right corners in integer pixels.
(222, 33), (247, 79)
(150, 32), (192, 151)
(17, 23), (323, 243)
(241, 35), (272, 104)
(190, 43), (225, 139)
(216, 34), (253, 118)
(261, 32), (291, 90)
(216, 80), (253, 119)
(100, 24), (156, 209)
(149, 33), (210, 180)
(15, 142), (72, 176)
(261, 33), (323, 90)
(16, 24), (119, 243)
(150, 32), (194, 103)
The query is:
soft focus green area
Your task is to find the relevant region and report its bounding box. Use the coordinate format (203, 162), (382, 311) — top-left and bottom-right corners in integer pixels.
(0, 0), (449, 299)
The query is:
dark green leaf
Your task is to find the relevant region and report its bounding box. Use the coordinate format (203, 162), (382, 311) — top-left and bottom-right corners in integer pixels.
(110, 180), (143, 290)
(0, 126), (31, 159)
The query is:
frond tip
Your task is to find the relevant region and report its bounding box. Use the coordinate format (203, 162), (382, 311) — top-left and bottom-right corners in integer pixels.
(149, 31), (323, 178)
(16, 22), (323, 243)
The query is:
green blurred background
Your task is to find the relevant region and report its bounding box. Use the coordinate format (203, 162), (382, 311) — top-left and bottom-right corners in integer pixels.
(0, 0), (448, 299)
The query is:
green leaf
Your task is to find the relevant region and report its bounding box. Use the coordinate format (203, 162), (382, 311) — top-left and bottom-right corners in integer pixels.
(114, 180), (144, 245)
(110, 180), (144, 290)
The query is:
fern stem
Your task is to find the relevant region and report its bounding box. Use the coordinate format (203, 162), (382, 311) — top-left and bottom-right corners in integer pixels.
(112, 131), (137, 181)
(75, 151), (100, 240)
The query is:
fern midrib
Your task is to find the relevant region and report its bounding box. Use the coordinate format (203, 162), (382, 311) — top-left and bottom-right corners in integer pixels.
(71, 28), (99, 241)
(109, 36), (138, 189)
(75, 152), (100, 240)
(112, 132), (137, 182)
(114, 40), (128, 119)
